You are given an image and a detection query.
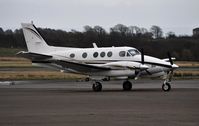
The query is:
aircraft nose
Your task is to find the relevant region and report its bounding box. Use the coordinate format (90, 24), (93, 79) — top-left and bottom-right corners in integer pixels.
(172, 64), (179, 69)
(140, 64), (149, 70)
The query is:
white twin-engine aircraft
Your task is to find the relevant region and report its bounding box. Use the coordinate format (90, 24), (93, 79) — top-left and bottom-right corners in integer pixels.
(18, 23), (178, 92)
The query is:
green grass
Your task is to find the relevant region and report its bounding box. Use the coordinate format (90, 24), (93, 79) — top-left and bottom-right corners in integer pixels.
(0, 48), (25, 57)
(0, 57), (199, 80)
(0, 71), (84, 80)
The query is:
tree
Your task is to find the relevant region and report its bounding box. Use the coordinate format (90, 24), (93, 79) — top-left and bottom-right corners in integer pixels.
(181, 49), (193, 60)
(111, 24), (128, 35)
(140, 27), (148, 34)
(150, 25), (163, 39)
(93, 26), (106, 35)
(166, 31), (176, 39)
(0, 27), (4, 34)
(84, 25), (93, 32)
(5, 29), (13, 35)
(127, 26), (141, 36)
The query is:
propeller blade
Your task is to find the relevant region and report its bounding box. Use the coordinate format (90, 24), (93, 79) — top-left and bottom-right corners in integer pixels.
(167, 52), (173, 65)
(141, 48), (144, 65)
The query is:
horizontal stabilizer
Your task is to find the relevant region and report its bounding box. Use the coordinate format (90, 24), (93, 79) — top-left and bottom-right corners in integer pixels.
(16, 51), (52, 60)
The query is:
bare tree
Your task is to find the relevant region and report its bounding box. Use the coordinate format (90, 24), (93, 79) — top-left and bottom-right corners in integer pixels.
(111, 24), (128, 35)
(140, 27), (148, 34)
(150, 25), (163, 38)
(84, 25), (93, 32)
(0, 27), (4, 34)
(166, 31), (176, 38)
(93, 26), (106, 35)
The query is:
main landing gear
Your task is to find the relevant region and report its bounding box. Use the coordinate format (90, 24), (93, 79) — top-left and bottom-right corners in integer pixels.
(92, 82), (102, 92)
(123, 80), (132, 91)
(92, 80), (133, 92)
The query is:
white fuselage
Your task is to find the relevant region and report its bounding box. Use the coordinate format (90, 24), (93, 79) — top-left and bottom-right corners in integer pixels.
(34, 46), (176, 78)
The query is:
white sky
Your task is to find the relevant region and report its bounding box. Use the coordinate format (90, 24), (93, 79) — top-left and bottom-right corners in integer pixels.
(0, 0), (199, 35)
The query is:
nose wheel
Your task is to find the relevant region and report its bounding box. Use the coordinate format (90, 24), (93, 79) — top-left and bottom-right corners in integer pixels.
(123, 81), (132, 91)
(92, 82), (102, 92)
(162, 82), (171, 91)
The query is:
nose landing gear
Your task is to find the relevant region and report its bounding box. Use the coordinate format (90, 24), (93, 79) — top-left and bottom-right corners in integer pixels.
(162, 81), (171, 91)
(162, 70), (173, 91)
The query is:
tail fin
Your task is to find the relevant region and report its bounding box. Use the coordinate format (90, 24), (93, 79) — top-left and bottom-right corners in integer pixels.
(21, 23), (50, 53)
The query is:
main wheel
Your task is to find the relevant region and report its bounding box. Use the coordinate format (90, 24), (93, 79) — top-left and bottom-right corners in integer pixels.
(92, 82), (102, 92)
(162, 82), (171, 91)
(123, 81), (132, 91)
(85, 77), (90, 82)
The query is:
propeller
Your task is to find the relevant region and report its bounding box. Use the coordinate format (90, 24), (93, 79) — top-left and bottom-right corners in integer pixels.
(141, 48), (144, 65)
(167, 52), (173, 66)
(135, 48), (149, 80)
(139, 48), (148, 69)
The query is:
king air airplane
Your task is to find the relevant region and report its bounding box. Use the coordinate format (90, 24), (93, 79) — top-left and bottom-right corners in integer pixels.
(18, 23), (178, 92)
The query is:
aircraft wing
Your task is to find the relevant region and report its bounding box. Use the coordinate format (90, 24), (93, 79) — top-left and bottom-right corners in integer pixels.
(16, 51), (52, 60)
(51, 60), (149, 73)
(51, 60), (111, 73)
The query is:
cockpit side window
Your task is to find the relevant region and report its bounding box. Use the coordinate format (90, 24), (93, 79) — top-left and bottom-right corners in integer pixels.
(128, 49), (140, 56)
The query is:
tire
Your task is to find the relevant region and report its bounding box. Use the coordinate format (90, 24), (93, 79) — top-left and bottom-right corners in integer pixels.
(123, 81), (132, 91)
(92, 82), (102, 92)
(162, 82), (171, 91)
(85, 78), (90, 82)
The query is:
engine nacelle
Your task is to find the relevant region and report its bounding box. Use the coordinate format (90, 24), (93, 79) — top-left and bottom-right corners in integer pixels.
(103, 61), (149, 70)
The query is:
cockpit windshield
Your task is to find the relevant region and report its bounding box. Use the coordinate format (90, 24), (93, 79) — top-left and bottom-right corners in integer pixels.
(128, 49), (140, 56)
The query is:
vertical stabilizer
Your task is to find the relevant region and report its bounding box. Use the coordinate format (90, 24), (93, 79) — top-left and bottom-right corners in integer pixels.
(21, 23), (50, 53)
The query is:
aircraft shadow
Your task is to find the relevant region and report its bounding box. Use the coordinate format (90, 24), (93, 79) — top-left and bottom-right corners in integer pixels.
(46, 88), (164, 93)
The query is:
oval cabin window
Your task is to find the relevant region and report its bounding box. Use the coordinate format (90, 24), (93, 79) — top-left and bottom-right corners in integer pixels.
(93, 52), (98, 58)
(100, 52), (105, 57)
(82, 52), (87, 58)
(70, 53), (75, 58)
(107, 51), (112, 57)
(119, 51), (125, 57)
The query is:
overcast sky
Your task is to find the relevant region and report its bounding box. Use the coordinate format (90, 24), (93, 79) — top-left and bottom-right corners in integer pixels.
(0, 0), (198, 35)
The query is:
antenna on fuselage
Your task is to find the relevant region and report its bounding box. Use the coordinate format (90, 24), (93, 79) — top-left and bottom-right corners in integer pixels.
(92, 43), (98, 48)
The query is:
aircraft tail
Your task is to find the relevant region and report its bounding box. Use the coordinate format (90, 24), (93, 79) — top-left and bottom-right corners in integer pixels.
(21, 23), (51, 54)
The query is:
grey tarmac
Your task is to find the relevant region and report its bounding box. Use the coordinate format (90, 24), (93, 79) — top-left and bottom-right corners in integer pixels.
(0, 79), (199, 126)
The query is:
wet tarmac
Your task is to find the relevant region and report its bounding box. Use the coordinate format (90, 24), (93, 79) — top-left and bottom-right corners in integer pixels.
(0, 79), (199, 126)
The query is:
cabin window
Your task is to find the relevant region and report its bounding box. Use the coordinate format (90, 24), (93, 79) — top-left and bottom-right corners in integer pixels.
(100, 52), (105, 57)
(93, 52), (98, 58)
(70, 53), (75, 58)
(119, 51), (125, 57)
(107, 51), (112, 57)
(82, 52), (87, 58)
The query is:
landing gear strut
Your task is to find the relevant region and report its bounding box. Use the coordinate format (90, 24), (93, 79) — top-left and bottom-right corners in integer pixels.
(92, 82), (102, 92)
(162, 71), (173, 91)
(123, 80), (132, 91)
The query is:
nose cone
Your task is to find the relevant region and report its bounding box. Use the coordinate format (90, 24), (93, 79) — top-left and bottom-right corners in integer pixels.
(172, 64), (179, 69)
